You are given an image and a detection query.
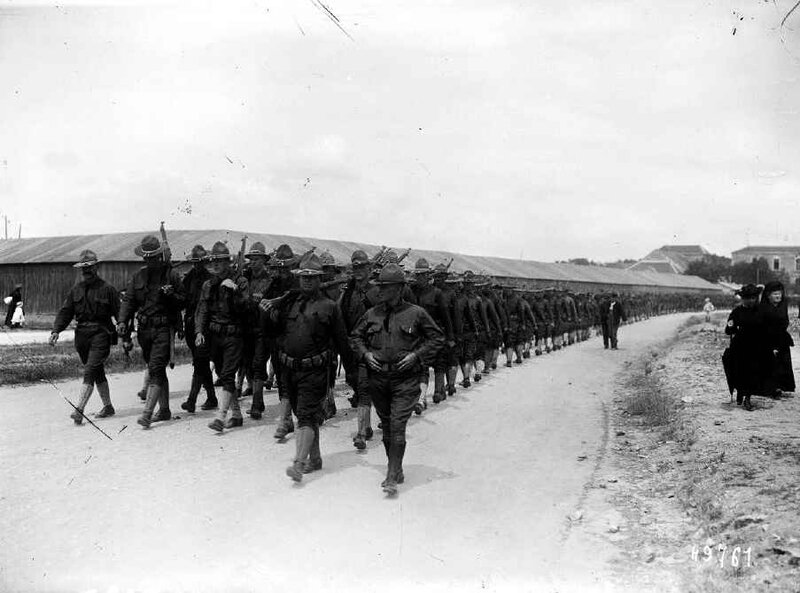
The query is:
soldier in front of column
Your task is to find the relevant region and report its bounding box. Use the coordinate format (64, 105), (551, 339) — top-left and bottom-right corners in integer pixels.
(339, 249), (379, 449)
(410, 258), (453, 409)
(180, 244), (217, 413)
(600, 292), (627, 350)
(350, 263), (445, 496)
(195, 241), (250, 432)
(261, 252), (348, 481)
(241, 242), (272, 420)
(50, 250), (120, 423)
(117, 235), (185, 428)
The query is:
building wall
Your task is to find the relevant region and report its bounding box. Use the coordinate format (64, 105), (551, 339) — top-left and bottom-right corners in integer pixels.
(731, 248), (800, 284)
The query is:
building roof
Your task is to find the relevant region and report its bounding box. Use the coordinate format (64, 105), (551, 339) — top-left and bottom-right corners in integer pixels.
(731, 245), (800, 255)
(627, 244), (710, 275)
(0, 230), (721, 291)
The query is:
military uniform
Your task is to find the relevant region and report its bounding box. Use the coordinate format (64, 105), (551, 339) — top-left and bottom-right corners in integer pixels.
(339, 249), (379, 449)
(263, 253), (348, 481)
(180, 245), (216, 413)
(241, 242), (272, 420)
(350, 264), (445, 495)
(51, 250), (119, 423)
(118, 235), (186, 428)
(195, 242), (250, 431)
(436, 269), (463, 396)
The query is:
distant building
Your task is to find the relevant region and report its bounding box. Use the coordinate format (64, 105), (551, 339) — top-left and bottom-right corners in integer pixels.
(731, 246), (800, 284)
(627, 245), (710, 274)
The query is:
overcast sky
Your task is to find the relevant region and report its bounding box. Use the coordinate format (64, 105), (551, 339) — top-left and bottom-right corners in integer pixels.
(1, 0), (799, 262)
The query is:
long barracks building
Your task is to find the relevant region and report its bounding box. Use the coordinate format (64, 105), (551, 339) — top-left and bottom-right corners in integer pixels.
(0, 230), (722, 315)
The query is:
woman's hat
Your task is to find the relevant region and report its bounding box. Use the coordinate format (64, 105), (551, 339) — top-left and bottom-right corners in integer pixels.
(736, 283), (761, 298)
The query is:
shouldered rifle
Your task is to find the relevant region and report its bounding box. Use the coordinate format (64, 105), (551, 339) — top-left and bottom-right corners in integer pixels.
(158, 221), (176, 368)
(236, 235), (248, 274)
(371, 246), (388, 266)
(396, 248), (411, 265)
(444, 258), (454, 271)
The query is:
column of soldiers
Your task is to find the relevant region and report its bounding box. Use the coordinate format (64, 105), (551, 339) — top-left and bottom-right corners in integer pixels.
(51, 235), (712, 495)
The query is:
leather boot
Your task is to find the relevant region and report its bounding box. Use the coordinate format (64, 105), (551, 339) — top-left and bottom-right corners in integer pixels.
(382, 442), (406, 495)
(138, 384), (160, 429)
(151, 378), (171, 422)
(209, 389), (232, 432)
(248, 379), (265, 419)
(736, 391), (743, 406)
(200, 369), (217, 409)
(71, 383), (94, 424)
(304, 425), (322, 473)
(447, 367), (458, 396)
(273, 398), (294, 439)
(286, 425), (315, 482)
(743, 395), (754, 411)
(225, 392), (243, 428)
(322, 386), (337, 420)
(95, 381), (115, 418)
(353, 406), (370, 450)
(182, 374), (202, 413)
(432, 371), (446, 403)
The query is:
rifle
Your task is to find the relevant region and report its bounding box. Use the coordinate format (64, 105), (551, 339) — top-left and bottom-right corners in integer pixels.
(158, 221), (176, 369)
(396, 248), (411, 265)
(235, 235), (248, 274)
(371, 246), (388, 266)
(444, 258), (454, 271)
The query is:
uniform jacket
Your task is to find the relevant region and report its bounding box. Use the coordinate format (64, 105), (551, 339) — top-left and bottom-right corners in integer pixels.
(266, 291), (348, 359)
(53, 276), (119, 334)
(119, 265), (185, 328)
(350, 300), (445, 366)
(194, 271), (249, 334)
(411, 283), (454, 342)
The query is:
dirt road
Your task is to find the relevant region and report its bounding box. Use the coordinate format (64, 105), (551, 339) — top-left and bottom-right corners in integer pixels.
(0, 314), (691, 593)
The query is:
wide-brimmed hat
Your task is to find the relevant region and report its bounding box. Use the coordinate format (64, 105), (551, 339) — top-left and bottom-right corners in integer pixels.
(319, 251), (337, 269)
(134, 235), (164, 258)
(383, 250), (399, 264)
(270, 244), (295, 267)
(737, 283), (761, 298)
(462, 270), (476, 284)
(351, 250), (370, 266)
(206, 241), (232, 261)
(411, 258), (432, 274)
(372, 263), (406, 285)
(187, 244), (207, 262)
(245, 241), (268, 259)
(73, 249), (99, 268)
(444, 273), (462, 284)
(432, 263), (448, 276)
(293, 252), (324, 276)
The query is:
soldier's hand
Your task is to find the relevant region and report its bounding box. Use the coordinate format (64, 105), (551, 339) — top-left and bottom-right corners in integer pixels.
(48, 332), (59, 346)
(364, 352), (382, 372)
(161, 284), (174, 295)
(221, 278), (237, 291)
(236, 277), (248, 291)
(196, 332), (206, 346)
(396, 352), (417, 371)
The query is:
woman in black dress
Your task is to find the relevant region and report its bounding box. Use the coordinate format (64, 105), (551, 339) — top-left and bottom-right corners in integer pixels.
(759, 280), (795, 397)
(725, 284), (770, 410)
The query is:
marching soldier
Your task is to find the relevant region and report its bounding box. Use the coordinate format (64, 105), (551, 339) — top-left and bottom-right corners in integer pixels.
(339, 249), (379, 449)
(261, 252), (348, 481)
(599, 292), (627, 350)
(267, 244), (300, 440)
(242, 242), (271, 420)
(195, 241), (250, 432)
(410, 258), (454, 409)
(434, 265), (462, 397)
(350, 263), (445, 496)
(117, 235), (185, 428)
(50, 250), (120, 423)
(180, 245), (217, 413)
(502, 286), (526, 366)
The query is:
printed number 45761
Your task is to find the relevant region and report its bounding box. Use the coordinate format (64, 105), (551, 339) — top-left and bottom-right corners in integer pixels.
(691, 544), (752, 568)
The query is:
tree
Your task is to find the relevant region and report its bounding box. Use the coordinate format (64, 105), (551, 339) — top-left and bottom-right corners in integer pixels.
(684, 254), (732, 283)
(729, 257), (789, 286)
